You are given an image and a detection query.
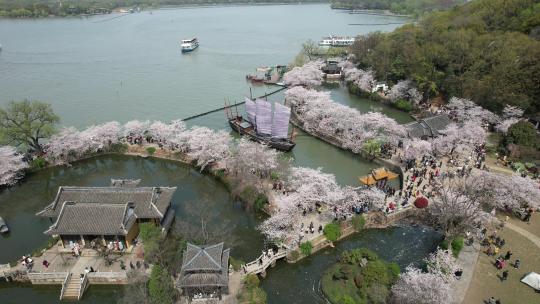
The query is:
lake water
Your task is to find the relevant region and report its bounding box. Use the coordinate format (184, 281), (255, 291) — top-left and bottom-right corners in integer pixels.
(0, 4), (432, 303)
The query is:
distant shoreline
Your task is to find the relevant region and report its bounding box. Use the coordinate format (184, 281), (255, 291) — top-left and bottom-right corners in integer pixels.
(0, 1), (328, 19)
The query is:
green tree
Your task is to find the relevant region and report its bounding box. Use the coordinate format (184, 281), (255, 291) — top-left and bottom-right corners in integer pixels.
(505, 121), (539, 148)
(301, 39), (323, 61)
(0, 100), (59, 153)
(300, 241), (313, 256)
(323, 222), (342, 242)
(362, 139), (382, 156)
(148, 264), (175, 304)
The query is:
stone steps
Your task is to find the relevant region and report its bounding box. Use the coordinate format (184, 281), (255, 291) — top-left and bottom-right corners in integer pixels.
(61, 276), (81, 300)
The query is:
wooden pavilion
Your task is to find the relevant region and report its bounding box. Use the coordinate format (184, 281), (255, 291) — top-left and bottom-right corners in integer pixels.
(36, 179), (176, 250)
(177, 242), (230, 300)
(359, 168), (399, 186)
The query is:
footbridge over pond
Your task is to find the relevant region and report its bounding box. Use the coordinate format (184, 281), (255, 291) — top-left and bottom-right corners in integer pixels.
(243, 248), (288, 277)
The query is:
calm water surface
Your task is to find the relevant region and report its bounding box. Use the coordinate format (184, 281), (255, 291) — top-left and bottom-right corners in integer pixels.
(0, 5), (427, 303)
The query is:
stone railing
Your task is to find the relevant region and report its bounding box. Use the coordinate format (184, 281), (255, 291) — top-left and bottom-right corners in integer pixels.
(88, 271), (128, 284)
(59, 273), (72, 300)
(28, 271), (70, 284)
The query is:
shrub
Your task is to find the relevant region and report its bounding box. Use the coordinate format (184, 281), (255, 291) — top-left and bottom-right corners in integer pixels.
(387, 262), (400, 281)
(244, 274), (260, 289)
(362, 139), (381, 156)
(366, 282), (390, 304)
(109, 142), (128, 153)
(440, 239), (449, 250)
(341, 248), (378, 264)
(239, 274), (267, 304)
(229, 256), (244, 272)
(270, 171), (280, 181)
(254, 194), (268, 213)
(31, 156), (48, 169)
(240, 185), (258, 204)
(323, 222), (342, 242)
(362, 260), (390, 285)
(300, 241), (313, 256)
(289, 250), (300, 261)
(146, 147), (156, 155)
(451, 237), (464, 257)
(394, 99), (414, 112)
(339, 295), (355, 304)
(148, 264), (175, 304)
(505, 121), (539, 148)
(352, 215), (366, 231)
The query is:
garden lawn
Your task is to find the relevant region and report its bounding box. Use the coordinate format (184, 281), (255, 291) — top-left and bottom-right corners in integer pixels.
(463, 227), (540, 304)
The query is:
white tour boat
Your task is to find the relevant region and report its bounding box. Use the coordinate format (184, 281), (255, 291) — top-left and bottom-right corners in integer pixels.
(181, 38), (199, 53)
(319, 35), (355, 47)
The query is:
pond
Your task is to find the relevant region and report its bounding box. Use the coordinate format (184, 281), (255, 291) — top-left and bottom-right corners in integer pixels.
(0, 4), (429, 303)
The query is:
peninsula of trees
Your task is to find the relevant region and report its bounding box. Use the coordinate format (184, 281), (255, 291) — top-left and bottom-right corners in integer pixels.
(330, 0), (466, 15)
(350, 0), (540, 114)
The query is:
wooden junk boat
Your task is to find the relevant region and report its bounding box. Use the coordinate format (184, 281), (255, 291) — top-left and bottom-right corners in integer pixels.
(226, 98), (296, 152)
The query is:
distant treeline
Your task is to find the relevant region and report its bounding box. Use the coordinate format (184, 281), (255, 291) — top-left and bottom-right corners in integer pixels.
(350, 0), (540, 114)
(0, 0), (327, 17)
(330, 0), (466, 15)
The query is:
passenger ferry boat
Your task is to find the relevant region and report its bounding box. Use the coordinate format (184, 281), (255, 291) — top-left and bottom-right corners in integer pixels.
(225, 98), (296, 152)
(181, 38), (199, 53)
(319, 35), (355, 47)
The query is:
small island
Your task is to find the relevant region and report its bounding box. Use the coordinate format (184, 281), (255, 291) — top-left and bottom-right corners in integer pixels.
(321, 248), (400, 304)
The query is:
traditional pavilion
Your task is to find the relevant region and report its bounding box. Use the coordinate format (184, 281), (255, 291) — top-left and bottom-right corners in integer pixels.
(404, 114), (452, 139)
(177, 242), (230, 300)
(36, 179), (176, 249)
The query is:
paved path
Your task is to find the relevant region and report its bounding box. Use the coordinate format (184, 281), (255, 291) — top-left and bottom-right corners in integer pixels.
(451, 243), (481, 304)
(505, 222), (540, 248)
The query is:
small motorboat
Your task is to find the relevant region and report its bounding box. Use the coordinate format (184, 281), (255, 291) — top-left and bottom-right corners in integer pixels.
(0, 217), (9, 234)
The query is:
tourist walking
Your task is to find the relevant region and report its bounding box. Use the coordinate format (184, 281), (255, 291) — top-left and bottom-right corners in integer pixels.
(504, 250), (512, 260)
(501, 270), (509, 281)
(514, 259), (520, 269)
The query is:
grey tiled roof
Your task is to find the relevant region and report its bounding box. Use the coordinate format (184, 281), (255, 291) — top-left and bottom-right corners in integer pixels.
(45, 202), (135, 235)
(182, 243), (224, 272)
(405, 114), (451, 138)
(37, 186), (177, 220)
(423, 115), (452, 136)
(178, 243), (230, 289)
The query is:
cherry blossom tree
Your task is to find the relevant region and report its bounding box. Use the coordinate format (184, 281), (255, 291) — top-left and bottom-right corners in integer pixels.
(258, 204), (301, 241)
(427, 177), (491, 237)
(283, 61), (324, 87)
(285, 87), (405, 150)
(228, 138), (281, 177)
(44, 122), (122, 165)
(403, 138), (432, 161)
(392, 248), (457, 304)
(180, 126), (232, 171)
(387, 80), (422, 104)
(432, 121), (486, 157)
(446, 97), (499, 125)
(333, 186), (386, 215)
(0, 146), (28, 186)
(425, 248), (458, 282)
(148, 120), (186, 143)
(44, 127), (88, 164)
(281, 166), (344, 209)
(472, 171), (540, 210)
(123, 120), (150, 137)
(391, 266), (452, 304)
(495, 117), (521, 133)
(354, 69), (375, 92)
(502, 105), (524, 119)
(338, 60), (376, 92)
